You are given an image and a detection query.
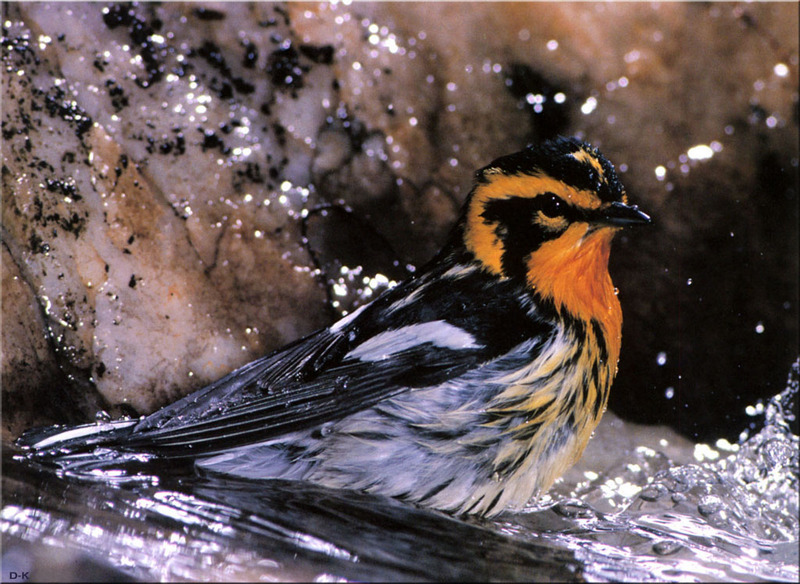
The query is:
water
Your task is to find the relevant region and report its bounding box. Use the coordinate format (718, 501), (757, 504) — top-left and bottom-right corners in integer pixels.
(2, 361), (797, 582)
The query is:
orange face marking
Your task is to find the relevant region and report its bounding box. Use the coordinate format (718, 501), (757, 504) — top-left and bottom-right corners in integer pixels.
(570, 148), (605, 179)
(464, 172), (602, 276)
(525, 224), (623, 365)
(571, 147), (629, 205)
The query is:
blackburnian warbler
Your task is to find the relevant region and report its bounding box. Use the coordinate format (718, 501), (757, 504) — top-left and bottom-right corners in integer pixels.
(18, 137), (651, 517)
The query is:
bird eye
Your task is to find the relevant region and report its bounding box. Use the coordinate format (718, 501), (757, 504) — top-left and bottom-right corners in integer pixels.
(538, 193), (564, 218)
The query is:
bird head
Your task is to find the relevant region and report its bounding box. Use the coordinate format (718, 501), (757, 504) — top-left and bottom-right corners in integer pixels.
(460, 137), (651, 320)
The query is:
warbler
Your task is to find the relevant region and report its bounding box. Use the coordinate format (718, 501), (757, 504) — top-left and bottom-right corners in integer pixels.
(18, 137), (650, 517)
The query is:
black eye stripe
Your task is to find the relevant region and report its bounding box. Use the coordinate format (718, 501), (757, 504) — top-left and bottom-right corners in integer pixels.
(537, 193), (565, 218)
(481, 194), (578, 226)
(479, 195), (569, 281)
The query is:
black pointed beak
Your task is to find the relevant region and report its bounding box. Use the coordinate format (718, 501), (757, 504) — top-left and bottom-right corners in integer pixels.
(596, 201), (652, 227)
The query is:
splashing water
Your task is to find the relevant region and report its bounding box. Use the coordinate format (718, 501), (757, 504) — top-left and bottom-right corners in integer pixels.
(503, 359), (799, 582)
(2, 361), (798, 581)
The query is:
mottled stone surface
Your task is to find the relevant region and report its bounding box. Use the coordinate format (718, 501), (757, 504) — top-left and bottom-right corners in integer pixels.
(2, 2), (798, 442)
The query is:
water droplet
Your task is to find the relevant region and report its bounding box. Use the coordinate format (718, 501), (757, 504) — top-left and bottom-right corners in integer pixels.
(652, 540), (683, 555)
(640, 484), (668, 502)
(580, 96), (597, 115)
(759, 438), (793, 469)
(698, 495), (723, 516)
(774, 63), (789, 77)
(656, 352), (667, 366)
(554, 500), (594, 518)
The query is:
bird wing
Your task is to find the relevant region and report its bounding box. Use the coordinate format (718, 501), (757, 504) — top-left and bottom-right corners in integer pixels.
(120, 317), (491, 457)
(119, 325), (487, 456)
(16, 327), (350, 455)
(20, 271), (552, 463)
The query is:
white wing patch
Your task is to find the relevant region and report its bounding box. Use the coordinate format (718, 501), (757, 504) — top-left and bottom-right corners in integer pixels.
(329, 304), (368, 333)
(346, 321), (482, 362)
(28, 420), (137, 449)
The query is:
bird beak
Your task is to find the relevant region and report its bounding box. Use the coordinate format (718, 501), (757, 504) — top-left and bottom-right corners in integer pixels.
(596, 201), (652, 227)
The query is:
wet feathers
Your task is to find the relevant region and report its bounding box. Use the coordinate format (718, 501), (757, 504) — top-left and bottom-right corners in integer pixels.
(19, 137), (651, 517)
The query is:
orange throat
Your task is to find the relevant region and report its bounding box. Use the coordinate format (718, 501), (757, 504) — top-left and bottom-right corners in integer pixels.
(526, 224), (623, 363)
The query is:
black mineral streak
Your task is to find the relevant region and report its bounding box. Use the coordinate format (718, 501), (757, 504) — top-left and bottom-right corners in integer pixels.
(266, 45), (309, 90)
(195, 40), (256, 98)
(192, 7), (226, 21)
(299, 44), (334, 65)
(102, 3), (164, 88)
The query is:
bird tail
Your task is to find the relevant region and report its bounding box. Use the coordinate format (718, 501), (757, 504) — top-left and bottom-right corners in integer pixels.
(14, 419), (168, 483)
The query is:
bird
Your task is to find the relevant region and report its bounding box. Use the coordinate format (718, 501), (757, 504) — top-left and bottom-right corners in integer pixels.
(17, 137), (651, 517)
